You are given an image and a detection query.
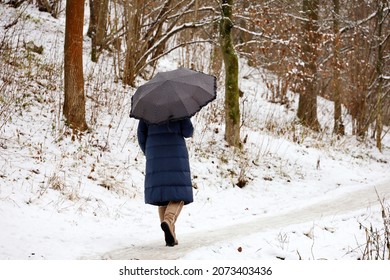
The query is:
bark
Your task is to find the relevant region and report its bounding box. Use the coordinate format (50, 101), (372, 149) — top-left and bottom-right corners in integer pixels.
(88, 0), (109, 62)
(63, 0), (88, 132)
(297, 0), (320, 131)
(210, 42), (222, 78)
(375, 0), (385, 152)
(87, 0), (97, 38)
(123, 0), (144, 86)
(220, 0), (240, 147)
(332, 0), (344, 135)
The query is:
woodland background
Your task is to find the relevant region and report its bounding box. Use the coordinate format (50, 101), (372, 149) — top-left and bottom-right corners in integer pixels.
(1, 1), (390, 261)
(1, 0), (389, 150)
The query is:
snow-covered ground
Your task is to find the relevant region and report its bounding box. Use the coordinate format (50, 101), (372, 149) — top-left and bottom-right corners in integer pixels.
(0, 3), (389, 264)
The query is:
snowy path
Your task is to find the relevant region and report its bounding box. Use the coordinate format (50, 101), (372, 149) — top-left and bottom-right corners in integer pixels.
(97, 181), (390, 260)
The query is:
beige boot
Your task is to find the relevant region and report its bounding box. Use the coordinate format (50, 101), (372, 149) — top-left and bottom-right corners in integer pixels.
(158, 206), (174, 246)
(158, 206), (167, 223)
(161, 201), (184, 246)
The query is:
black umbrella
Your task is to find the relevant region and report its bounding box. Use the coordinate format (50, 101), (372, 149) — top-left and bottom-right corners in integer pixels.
(130, 68), (217, 124)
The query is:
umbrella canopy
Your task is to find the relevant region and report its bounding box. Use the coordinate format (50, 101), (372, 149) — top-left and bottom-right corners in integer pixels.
(130, 68), (217, 124)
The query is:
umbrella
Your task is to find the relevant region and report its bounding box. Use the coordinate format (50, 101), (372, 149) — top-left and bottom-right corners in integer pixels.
(130, 67), (217, 124)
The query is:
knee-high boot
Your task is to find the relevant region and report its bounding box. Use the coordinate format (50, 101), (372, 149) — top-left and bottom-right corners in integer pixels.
(158, 206), (167, 223)
(158, 206), (171, 246)
(161, 201), (184, 246)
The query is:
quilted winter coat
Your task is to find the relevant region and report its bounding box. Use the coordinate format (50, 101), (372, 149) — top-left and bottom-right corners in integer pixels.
(137, 118), (194, 206)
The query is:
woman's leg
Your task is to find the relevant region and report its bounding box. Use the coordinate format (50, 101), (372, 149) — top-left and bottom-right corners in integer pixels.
(161, 201), (184, 246)
(158, 206), (167, 223)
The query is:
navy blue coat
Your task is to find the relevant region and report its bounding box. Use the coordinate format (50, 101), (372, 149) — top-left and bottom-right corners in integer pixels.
(137, 119), (194, 206)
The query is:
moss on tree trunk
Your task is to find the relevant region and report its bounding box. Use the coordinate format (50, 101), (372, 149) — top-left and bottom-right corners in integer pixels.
(220, 0), (240, 147)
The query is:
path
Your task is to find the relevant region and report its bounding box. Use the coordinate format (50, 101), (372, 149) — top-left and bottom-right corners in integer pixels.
(98, 181), (390, 260)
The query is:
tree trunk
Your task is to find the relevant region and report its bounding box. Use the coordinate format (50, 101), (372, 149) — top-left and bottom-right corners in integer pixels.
(123, 0), (143, 86)
(220, 0), (240, 147)
(87, 0), (97, 38)
(63, 0), (88, 132)
(94, 0), (109, 61)
(88, 0), (109, 62)
(332, 0), (344, 136)
(375, 0), (385, 152)
(210, 42), (223, 79)
(297, 0), (320, 131)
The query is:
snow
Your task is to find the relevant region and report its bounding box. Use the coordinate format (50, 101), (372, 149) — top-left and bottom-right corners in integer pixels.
(1, 3), (390, 265)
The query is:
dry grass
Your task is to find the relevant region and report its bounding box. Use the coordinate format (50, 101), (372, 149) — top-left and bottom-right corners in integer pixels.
(359, 193), (390, 260)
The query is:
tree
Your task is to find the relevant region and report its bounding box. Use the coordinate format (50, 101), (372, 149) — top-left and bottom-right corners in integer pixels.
(341, 0), (389, 142)
(374, 0), (386, 151)
(121, 0), (215, 86)
(63, 0), (88, 132)
(220, 0), (240, 147)
(332, 0), (345, 136)
(297, 0), (320, 131)
(123, 0), (143, 86)
(87, 0), (109, 62)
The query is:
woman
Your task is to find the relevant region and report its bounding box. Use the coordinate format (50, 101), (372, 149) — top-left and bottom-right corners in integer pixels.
(137, 118), (194, 246)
